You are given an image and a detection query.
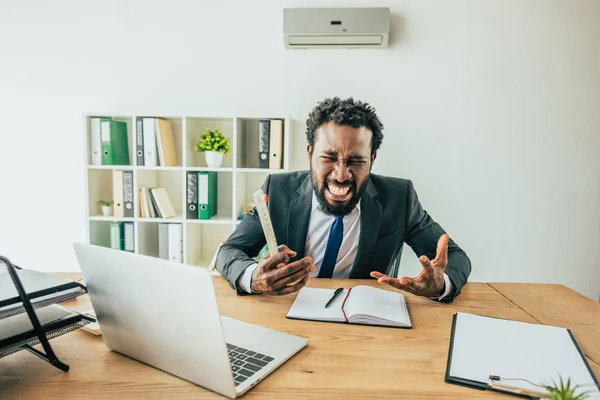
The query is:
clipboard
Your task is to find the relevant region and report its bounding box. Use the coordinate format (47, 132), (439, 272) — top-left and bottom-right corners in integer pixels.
(444, 312), (600, 399)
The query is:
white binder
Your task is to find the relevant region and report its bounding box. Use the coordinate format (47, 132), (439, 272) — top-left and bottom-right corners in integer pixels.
(142, 118), (158, 167)
(269, 119), (283, 169)
(112, 170), (124, 218)
(123, 222), (134, 252)
(167, 224), (182, 263)
(90, 117), (102, 165)
(158, 223), (169, 260)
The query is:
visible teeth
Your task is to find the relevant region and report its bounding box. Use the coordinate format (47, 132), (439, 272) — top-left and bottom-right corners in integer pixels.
(328, 184), (350, 196)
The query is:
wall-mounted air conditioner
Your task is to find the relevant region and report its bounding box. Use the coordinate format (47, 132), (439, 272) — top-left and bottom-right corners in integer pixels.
(283, 7), (390, 49)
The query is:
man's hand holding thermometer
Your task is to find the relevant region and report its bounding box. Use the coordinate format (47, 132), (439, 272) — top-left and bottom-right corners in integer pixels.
(250, 189), (316, 295)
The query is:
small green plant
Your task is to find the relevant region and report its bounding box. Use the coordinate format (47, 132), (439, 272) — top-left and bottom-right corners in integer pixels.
(543, 376), (592, 400)
(97, 200), (113, 207)
(194, 129), (231, 154)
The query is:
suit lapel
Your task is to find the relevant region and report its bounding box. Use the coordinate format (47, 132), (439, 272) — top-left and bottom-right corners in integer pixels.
(350, 178), (381, 278)
(287, 174), (313, 260)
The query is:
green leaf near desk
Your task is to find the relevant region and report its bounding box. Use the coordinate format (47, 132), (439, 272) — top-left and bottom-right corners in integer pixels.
(544, 375), (592, 400)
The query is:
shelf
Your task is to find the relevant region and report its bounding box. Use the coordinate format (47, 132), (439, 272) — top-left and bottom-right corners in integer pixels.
(235, 117), (288, 169)
(235, 168), (287, 173)
(186, 224), (233, 267)
(234, 172), (271, 219)
(84, 113), (290, 269)
(87, 165), (134, 170)
(137, 221), (184, 262)
(138, 222), (160, 258)
(186, 215), (235, 225)
(187, 167), (234, 172)
(138, 216), (184, 223)
(137, 169), (183, 219)
(88, 220), (112, 249)
(86, 115), (135, 167)
(137, 166), (183, 171)
(88, 166), (183, 171)
(88, 216), (230, 224)
(87, 169), (118, 218)
(184, 171), (233, 222)
(89, 216), (135, 222)
(134, 116), (184, 168)
(186, 117), (234, 168)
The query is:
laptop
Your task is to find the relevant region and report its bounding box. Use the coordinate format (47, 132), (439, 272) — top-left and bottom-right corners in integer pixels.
(73, 243), (307, 399)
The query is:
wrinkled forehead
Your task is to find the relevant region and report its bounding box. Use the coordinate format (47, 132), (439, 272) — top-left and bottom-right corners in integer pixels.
(313, 122), (372, 157)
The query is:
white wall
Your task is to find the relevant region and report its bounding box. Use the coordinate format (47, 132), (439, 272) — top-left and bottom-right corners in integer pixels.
(1, 0), (599, 299)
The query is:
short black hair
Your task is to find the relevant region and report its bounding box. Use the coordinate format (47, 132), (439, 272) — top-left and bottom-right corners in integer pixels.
(306, 97), (384, 156)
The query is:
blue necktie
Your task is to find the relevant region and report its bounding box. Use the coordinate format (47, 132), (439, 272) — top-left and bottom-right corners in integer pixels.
(318, 216), (344, 278)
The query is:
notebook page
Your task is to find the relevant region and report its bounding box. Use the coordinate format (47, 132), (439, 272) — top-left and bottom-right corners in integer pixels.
(346, 285), (410, 327)
(286, 287), (347, 322)
(449, 312), (600, 399)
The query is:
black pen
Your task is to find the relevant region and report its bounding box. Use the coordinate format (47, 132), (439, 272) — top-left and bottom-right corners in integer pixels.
(325, 287), (344, 308)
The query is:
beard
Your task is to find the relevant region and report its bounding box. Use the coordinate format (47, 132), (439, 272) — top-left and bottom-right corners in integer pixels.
(310, 164), (367, 217)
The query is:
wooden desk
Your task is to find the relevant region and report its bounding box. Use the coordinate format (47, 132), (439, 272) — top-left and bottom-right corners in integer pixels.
(1, 276), (599, 399)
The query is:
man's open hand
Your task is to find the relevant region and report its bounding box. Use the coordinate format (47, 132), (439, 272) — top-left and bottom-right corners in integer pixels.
(251, 245), (316, 295)
(371, 234), (449, 298)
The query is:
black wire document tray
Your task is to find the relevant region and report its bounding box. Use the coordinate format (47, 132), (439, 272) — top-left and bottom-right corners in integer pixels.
(0, 304), (95, 358)
(0, 255), (96, 372)
(0, 267), (88, 319)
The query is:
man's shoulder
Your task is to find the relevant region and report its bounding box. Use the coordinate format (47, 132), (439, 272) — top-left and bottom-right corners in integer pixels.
(369, 173), (412, 192)
(267, 170), (309, 190)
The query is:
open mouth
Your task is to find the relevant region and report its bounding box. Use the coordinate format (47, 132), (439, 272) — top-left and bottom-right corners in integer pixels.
(325, 182), (352, 202)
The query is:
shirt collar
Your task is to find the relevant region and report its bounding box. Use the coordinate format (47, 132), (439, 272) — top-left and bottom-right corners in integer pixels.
(311, 191), (362, 214)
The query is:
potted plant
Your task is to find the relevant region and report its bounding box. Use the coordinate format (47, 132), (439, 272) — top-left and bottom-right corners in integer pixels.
(193, 128), (231, 168)
(97, 200), (114, 216)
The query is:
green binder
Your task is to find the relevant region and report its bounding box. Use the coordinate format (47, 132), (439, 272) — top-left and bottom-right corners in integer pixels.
(197, 172), (218, 220)
(101, 118), (130, 165)
(110, 222), (124, 250)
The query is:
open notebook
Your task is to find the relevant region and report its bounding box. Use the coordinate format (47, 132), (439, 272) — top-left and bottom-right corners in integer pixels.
(286, 285), (411, 329)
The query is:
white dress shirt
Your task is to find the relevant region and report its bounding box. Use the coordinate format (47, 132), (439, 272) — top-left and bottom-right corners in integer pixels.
(239, 191), (452, 299)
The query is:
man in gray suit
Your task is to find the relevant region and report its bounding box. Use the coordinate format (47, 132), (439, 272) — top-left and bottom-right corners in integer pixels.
(216, 97), (471, 303)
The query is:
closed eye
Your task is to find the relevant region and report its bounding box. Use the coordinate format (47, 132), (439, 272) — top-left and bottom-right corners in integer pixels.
(348, 160), (366, 165)
(321, 156), (337, 162)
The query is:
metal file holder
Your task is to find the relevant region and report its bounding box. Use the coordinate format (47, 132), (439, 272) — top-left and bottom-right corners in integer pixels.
(0, 255), (95, 372)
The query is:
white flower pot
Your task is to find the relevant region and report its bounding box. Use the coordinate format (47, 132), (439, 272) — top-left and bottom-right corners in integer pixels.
(205, 151), (224, 168)
(102, 205), (112, 216)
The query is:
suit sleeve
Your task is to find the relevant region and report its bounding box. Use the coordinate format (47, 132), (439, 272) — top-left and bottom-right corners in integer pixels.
(215, 175), (270, 295)
(404, 180), (471, 302)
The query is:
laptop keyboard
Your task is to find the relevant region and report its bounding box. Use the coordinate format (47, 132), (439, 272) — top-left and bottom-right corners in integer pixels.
(227, 343), (275, 386)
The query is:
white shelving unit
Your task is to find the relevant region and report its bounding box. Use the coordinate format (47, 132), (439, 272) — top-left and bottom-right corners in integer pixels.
(83, 114), (291, 268)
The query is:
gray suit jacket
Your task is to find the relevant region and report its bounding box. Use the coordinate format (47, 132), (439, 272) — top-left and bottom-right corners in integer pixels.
(216, 171), (471, 303)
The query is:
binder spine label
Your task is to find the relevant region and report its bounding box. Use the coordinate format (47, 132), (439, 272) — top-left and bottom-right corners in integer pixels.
(198, 173), (209, 219)
(123, 171), (134, 217)
(199, 174), (208, 204)
(186, 172), (198, 219)
(136, 117), (144, 166)
(258, 120), (270, 169)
